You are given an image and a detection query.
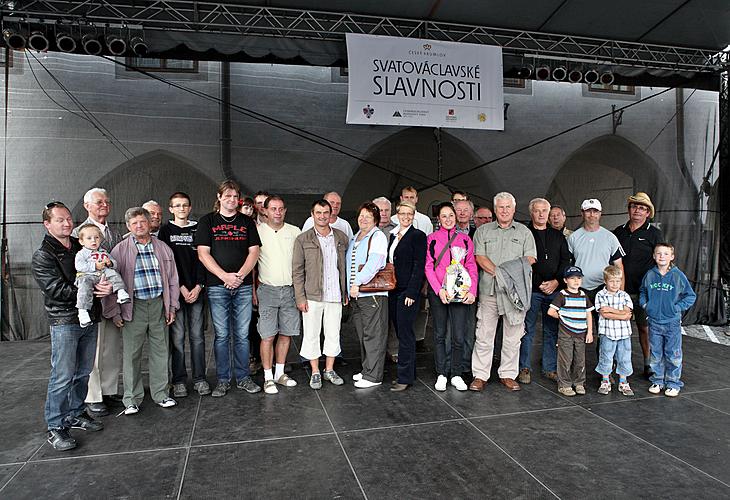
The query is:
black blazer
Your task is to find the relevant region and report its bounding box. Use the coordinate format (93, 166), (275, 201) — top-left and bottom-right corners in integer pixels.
(387, 225), (427, 299)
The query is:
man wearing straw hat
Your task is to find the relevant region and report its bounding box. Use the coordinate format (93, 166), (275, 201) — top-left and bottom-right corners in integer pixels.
(614, 192), (663, 379)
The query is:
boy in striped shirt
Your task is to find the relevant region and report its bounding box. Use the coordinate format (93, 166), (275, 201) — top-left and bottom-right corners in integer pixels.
(548, 266), (594, 396)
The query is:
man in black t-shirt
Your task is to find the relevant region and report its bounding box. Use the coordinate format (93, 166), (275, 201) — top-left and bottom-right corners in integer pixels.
(159, 191), (209, 397)
(195, 180), (262, 397)
(613, 192), (663, 378)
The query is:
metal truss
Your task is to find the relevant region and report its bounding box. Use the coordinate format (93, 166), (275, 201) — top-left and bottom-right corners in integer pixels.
(2, 1), (728, 73)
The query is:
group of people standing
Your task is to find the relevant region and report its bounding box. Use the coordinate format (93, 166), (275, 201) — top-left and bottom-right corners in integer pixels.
(32, 183), (695, 453)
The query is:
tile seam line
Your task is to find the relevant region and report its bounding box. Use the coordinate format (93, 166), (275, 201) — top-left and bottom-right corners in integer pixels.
(415, 376), (561, 500)
(176, 388), (205, 500)
(681, 395), (730, 417)
(0, 442), (46, 493)
(532, 379), (730, 489)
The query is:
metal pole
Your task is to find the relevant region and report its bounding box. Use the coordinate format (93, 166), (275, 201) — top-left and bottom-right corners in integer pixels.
(219, 61), (233, 180)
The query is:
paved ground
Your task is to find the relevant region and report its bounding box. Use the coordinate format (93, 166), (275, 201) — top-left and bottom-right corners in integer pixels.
(0, 318), (728, 499)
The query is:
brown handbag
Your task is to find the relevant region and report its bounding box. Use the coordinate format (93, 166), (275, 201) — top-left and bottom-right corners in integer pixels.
(357, 232), (397, 292)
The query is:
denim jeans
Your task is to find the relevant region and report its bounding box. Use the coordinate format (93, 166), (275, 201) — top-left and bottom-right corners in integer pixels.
(208, 284), (252, 383)
(45, 322), (98, 429)
(649, 321), (683, 390)
(519, 291), (559, 373)
(595, 337), (633, 376)
(429, 289), (469, 377)
(169, 299), (206, 384)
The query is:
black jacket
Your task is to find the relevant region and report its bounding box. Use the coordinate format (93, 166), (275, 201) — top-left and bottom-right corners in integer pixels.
(32, 234), (101, 326)
(387, 226), (427, 300)
(527, 223), (571, 293)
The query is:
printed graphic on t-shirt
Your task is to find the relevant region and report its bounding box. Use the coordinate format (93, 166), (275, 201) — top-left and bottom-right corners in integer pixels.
(210, 223), (249, 242)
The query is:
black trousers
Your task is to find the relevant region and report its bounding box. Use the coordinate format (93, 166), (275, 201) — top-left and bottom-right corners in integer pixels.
(389, 289), (421, 384)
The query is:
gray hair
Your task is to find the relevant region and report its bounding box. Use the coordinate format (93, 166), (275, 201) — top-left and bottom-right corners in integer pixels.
(83, 187), (108, 204)
(454, 199), (474, 212)
(528, 198), (551, 213)
(493, 192), (516, 208)
(372, 196), (391, 208)
(125, 207), (151, 224)
(142, 200), (161, 210)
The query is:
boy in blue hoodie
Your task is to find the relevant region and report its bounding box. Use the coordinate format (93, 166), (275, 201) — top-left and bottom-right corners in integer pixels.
(639, 243), (696, 397)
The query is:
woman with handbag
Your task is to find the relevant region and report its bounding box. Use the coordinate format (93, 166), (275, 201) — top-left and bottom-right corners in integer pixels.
(348, 202), (390, 388)
(387, 201), (427, 392)
(425, 202), (478, 392)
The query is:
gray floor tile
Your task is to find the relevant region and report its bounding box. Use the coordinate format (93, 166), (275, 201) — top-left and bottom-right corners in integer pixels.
(1, 449), (185, 499)
(181, 435), (362, 499)
(471, 406), (730, 499)
(683, 388), (730, 414)
(340, 420), (554, 499)
(0, 380), (48, 464)
(590, 396), (730, 484)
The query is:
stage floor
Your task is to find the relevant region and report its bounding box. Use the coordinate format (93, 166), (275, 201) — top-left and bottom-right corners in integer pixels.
(0, 321), (729, 499)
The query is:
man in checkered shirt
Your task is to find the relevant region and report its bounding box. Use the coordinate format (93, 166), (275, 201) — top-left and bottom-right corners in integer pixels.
(594, 265), (634, 396)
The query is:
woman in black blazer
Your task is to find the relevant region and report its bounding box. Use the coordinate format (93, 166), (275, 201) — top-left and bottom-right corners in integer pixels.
(387, 201), (427, 391)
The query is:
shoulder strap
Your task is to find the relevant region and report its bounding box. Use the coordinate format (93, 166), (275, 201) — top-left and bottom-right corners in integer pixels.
(433, 231), (459, 270)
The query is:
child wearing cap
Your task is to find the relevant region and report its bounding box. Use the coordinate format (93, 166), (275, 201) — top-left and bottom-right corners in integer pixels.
(594, 265), (634, 396)
(548, 266), (594, 396)
(639, 243), (696, 397)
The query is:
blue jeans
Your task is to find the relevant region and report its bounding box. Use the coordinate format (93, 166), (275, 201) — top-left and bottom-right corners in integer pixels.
(519, 291), (559, 373)
(429, 290), (469, 377)
(169, 299), (206, 384)
(208, 285), (252, 383)
(649, 321), (683, 390)
(595, 337), (633, 376)
(45, 322), (98, 429)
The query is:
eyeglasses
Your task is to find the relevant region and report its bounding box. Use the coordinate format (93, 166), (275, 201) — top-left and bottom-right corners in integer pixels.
(171, 204), (190, 209)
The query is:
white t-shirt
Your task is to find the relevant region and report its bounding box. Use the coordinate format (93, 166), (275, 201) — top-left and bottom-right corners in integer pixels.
(302, 216), (353, 240)
(257, 222), (301, 286)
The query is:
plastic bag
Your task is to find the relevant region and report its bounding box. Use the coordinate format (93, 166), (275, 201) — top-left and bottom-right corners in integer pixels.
(442, 246), (471, 303)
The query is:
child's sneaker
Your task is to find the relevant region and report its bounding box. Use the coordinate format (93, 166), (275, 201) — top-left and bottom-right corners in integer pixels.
(574, 385), (586, 395)
(434, 375), (447, 392)
(117, 289), (131, 304)
(598, 380), (611, 395)
(618, 382), (634, 396)
(648, 384), (663, 394)
(558, 386), (576, 396)
(78, 309), (92, 328)
(664, 387), (680, 397)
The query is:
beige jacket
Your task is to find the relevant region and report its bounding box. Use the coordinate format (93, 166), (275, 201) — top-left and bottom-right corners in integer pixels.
(292, 227), (349, 304)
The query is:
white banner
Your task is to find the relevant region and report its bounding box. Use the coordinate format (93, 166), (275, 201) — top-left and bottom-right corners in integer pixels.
(346, 33), (504, 130)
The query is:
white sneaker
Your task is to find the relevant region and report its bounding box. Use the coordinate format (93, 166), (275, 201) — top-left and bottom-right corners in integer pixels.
(117, 289), (131, 304)
(263, 379), (278, 394)
(450, 376), (468, 391)
(354, 379), (382, 389)
(156, 397), (177, 408)
(435, 375), (447, 392)
(665, 387), (680, 397)
(648, 384), (663, 394)
(352, 372), (363, 382)
(78, 310), (92, 328)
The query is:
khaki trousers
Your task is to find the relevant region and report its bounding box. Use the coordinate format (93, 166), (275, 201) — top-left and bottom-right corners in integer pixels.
(471, 295), (525, 381)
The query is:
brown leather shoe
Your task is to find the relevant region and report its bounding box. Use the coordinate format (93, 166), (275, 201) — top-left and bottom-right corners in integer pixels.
(469, 378), (486, 391)
(500, 378), (521, 391)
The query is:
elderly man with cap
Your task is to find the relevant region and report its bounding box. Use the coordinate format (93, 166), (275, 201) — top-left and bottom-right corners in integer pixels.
(613, 192), (663, 378)
(567, 199), (625, 307)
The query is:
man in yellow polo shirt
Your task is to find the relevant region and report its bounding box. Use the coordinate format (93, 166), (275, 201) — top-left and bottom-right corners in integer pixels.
(256, 195), (302, 395)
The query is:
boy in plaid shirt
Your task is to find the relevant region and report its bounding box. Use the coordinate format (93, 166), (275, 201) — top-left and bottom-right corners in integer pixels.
(595, 265), (634, 396)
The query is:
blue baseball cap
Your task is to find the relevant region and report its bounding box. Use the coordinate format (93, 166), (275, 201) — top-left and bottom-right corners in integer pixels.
(564, 266), (584, 278)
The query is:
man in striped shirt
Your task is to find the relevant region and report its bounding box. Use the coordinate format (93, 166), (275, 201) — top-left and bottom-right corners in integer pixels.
(548, 266), (594, 397)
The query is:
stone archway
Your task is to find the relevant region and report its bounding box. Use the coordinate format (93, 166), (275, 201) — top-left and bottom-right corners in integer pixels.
(341, 128), (496, 221)
(546, 135), (664, 231)
(71, 150), (220, 232)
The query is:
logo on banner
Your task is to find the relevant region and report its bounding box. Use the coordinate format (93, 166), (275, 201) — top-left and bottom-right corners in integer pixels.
(423, 44), (432, 51)
(393, 111), (402, 117)
(478, 113), (487, 122)
(448, 109), (455, 116)
(362, 105), (375, 118)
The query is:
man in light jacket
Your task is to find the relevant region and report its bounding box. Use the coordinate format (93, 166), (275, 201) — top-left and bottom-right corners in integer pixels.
(104, 207), (180, 415)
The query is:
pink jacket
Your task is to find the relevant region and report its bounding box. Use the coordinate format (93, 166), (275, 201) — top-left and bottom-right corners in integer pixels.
(103, 236), (180, 323)
(425, 227), (478, 295)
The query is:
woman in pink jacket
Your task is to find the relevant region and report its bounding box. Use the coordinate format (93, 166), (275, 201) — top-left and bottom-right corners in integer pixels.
(425, 202), (478, 392)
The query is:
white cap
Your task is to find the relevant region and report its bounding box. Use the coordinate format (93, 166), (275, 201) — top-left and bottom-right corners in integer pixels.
(581, 199), (602, 211)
